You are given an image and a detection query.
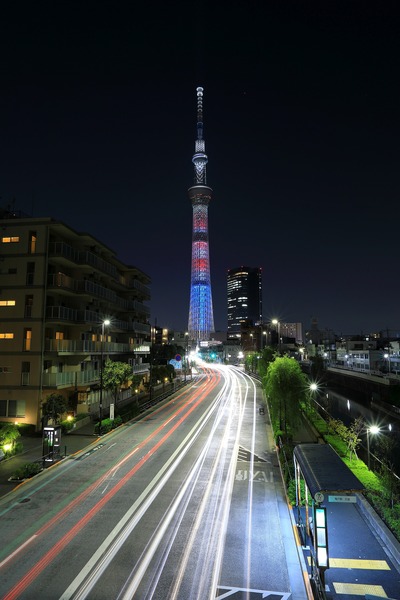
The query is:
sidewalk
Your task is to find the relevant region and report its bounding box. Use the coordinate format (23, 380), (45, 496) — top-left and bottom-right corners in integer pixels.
(0, 421), (98, 499)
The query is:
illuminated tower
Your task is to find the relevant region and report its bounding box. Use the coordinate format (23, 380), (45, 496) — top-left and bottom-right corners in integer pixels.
(188, 87), (215, 343)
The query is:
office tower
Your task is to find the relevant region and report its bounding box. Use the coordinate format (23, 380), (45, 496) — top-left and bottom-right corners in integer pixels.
(227, 267), (263, 338)
(187, 87), (215, 343)
(0, 207), (151, 429)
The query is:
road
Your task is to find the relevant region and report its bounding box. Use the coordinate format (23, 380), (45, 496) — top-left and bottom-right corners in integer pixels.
(0, 365), (306, 600)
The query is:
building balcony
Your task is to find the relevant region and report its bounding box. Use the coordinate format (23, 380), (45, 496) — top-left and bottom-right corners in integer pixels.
(46, 305), (78, 322)
(132, 321), (151, 336)
(42, 364), (148, 388)
(48, 242), (118, 280)
(42, 369), (100, 388)
(47, 272), (150, 319)
(45, 339), (135, 354)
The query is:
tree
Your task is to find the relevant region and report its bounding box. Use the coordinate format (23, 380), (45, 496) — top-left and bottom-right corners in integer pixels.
(258, 346), (277, 378)
(0, 423), (21, 453)
(264, 356), (308, 436)
(102, 360), (132, 412)
(42, 393), (68, 425)
(346, 416), (363, 461)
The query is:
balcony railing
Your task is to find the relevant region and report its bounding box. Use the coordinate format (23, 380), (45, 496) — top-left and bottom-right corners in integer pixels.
(45, 339), (135, 354)
(42, 369), (100, 387)
(48, 241), (76, 262)
(77, 250), (118, 279)
(42, 365), (148, 386)
(132, 321), (151, 335)
(47, 273), (75, 291)
(46, 306), (78, 321)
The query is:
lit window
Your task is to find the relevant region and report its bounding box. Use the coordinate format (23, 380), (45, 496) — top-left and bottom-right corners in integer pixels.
(24, 328), (32, 351)
(2, 236), (19, 243)
(0, 333), (14, 339)
(29, 231), (37, 254)
(55, 331), (64, 340)
(0, 300), (16, 306)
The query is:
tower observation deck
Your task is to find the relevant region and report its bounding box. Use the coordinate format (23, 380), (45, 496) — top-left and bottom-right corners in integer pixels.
(187, 87), (215, 344)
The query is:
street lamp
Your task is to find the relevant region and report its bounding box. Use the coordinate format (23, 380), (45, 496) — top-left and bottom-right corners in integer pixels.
(366, 425), (380, 470)
(99, 319), (110, 435)
(261, 330), (267, 351)
(272, 318), (281, 353)
(309, 382), (318, 411)
(384, 352), (391, 374)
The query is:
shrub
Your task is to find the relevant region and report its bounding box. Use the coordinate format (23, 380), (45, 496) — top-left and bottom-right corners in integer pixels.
(11, 462), (42, 480)
(94, 415), (123, 434)
(60, 418), (76, 433)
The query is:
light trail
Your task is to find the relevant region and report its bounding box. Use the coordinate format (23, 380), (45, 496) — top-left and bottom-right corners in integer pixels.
(2, 366), (263, 600)
(61, 369), (227, 600)
(1, 370), (221, 600)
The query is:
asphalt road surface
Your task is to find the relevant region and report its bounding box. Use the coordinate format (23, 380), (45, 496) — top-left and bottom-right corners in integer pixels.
(0, 364), (306, 600)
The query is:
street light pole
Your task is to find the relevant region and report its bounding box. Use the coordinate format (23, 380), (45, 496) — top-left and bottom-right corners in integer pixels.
(272, 319), (280, 353)
(384, 352), (391, 374)
(99, 319), (110, 435)
(366, 425), (380, 470)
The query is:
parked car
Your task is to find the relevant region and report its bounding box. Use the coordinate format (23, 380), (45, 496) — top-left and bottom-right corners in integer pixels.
(259, 406), (265, 415)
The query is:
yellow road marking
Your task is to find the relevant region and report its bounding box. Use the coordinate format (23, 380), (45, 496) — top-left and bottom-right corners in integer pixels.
(330, 558), (390, 570)
(307, 557), (390, 570)
(333, 582), (387, 596)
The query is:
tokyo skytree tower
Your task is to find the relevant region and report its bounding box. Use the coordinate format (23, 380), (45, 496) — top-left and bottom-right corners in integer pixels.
(187, 87), (215, 343)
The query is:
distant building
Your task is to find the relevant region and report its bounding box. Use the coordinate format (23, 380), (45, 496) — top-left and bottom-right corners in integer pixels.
(279, 322), (303, 345)
(0, 209), (151, 430)
(227, 266), (262, 339)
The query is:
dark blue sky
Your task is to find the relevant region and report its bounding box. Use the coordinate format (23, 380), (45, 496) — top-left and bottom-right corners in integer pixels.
(1, 1), (399, 336)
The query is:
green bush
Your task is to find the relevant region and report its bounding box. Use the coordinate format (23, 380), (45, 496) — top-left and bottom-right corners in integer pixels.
(11, 462), (42, 480)
(94, 415), (123, 434)
(60, 418), (76, 433)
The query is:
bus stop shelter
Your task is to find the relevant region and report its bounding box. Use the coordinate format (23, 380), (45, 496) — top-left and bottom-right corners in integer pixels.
(293, 443), (365, 596)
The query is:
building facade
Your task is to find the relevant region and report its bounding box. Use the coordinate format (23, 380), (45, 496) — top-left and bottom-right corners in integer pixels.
(227, 266), (262, 338)
(0, 209), (151, 429)
(187, 87), (215, 344)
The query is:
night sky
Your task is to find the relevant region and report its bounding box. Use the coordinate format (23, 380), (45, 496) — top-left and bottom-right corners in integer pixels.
(1, 2), (399, 336)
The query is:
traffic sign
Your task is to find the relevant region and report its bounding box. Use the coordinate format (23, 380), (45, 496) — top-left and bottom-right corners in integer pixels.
(328, 495), (356, 503)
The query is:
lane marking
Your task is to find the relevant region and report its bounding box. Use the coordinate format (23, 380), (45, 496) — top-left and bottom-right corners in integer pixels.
(216, 585), (291, 599)
(307, 557), (390, 570)
(333, 582), (387, 596)
(0, 536), (38, 568)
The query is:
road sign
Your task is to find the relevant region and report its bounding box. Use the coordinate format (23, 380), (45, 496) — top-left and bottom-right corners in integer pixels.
(314, 492), (324, 504)
(328, 495), (357, 503)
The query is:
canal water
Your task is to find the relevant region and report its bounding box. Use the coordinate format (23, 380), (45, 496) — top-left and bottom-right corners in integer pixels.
(314, 385), (400, 475)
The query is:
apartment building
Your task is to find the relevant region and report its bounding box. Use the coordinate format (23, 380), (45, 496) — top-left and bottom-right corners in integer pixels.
(0, 208), (151, 430)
